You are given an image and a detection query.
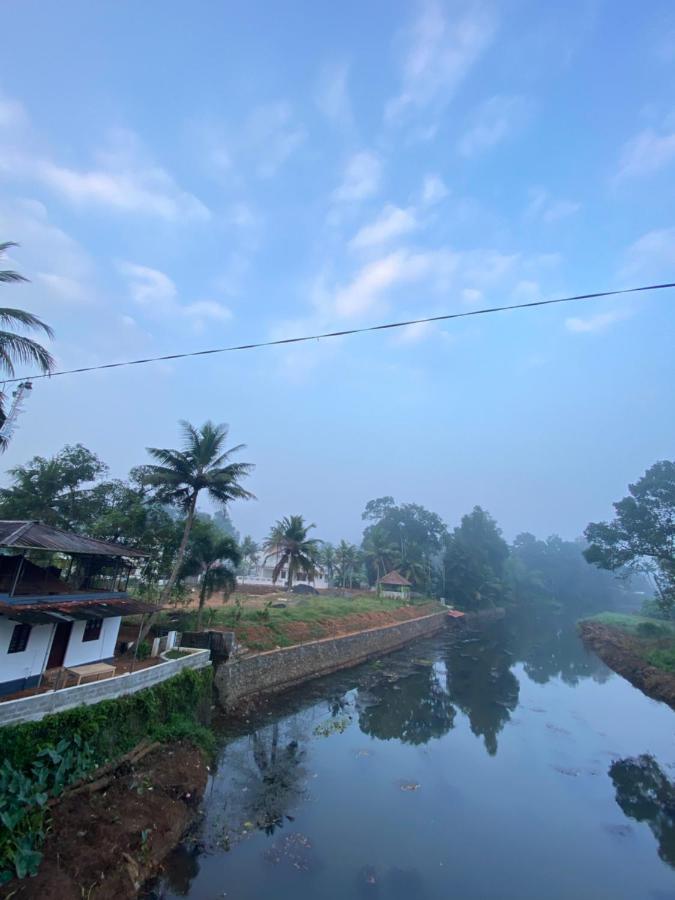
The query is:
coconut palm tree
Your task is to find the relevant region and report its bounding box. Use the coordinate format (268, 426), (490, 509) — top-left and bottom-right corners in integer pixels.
(362, 530), (400, 584)
(239, 535), (260, 576)
(0, 242), (55, 447)
(319, 542), (336, 583)
(263, 515), (321, 589)
(335, 540), (361, 588)
(181, 518), (242, 627)
(144, 420), (254, 601)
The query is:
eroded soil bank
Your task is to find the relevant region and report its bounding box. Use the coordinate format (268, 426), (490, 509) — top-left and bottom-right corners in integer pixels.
(1, 742), (208, 900)
(579, 621), (675, 709)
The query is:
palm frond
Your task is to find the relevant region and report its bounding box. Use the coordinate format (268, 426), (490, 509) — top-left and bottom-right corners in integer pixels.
(0, 308), (54, 338)
(0, 331), (55, 374)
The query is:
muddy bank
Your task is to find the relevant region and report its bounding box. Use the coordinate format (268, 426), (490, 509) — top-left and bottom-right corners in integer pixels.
(2, 742), (208, 900)
(578, 621), (675, 710)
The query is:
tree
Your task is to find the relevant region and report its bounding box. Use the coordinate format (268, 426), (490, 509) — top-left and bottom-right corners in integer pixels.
(0, 242), (55, 446)
(334, 539), (362, 588)
(584, 460), (675, 612)
(318, 542), (336, 582)
(0, 444), (107, 529)
(362, 529), (400, 583)
(144, 421), (254, 601)
(239, 535), (260, 576)
(263, 515), (321, 589)
(182, 517), (241, 627)
(443, 507), (509, 610)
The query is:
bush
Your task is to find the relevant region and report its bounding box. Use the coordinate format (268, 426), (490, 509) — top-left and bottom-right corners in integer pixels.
(0, 667), (213, 773)
(636, 621), (669, 638)
(136, 640), (151, 660)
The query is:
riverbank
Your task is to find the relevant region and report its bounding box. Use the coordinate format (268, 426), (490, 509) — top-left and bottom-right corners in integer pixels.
(578, 615), (675, 709)
(1, 741), (208, 900)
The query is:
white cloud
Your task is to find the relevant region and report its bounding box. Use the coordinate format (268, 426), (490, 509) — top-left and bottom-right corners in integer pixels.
(35, 272), (88, 303)
(565, 309), (631, 333)
(315, 61), (353, 128)
(349, 205), (418, 251)
(385, 0), (497, 123)
(334, 250), (433, 317)
(461, 287), (483, 305)
(332, 151), (382, 204)
(183, 300), (232, 323)
(420, 174), (448, 205)
(621, 227), (675, 279)
(525, 188), (580, 223)
(616, 128), (675, 179)
(120, 262), (231, 329)
(458, 95), (529, 157)
(0, 94), (28, 129)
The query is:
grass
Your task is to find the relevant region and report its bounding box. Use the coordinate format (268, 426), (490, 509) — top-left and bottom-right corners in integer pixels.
(646, 646), (675, 673)
(159, 593), (441, 634)
(582, 612), (675, 638)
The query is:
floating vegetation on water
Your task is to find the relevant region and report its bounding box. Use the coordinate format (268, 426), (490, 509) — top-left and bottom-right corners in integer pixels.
(264, 832), (313, 870)
(546, 723), (571, 736)
(398, 781), (421, 792)
(314, 716), (351, 737)
(354, 748), (374, 759)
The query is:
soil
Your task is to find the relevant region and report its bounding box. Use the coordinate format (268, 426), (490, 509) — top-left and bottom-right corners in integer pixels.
(1, 742), (208, 900)
(578, 621), (675, 710)
(232, 603), (441, 652)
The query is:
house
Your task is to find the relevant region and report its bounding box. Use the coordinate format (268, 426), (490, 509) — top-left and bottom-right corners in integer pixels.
(0, 521), (154, 696)
(238, 549), (328, 590)
(377, 570), (412, 601)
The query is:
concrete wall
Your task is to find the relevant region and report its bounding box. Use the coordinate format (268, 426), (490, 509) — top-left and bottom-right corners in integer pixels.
(0, 617), (55, 694)
(63, 616), (120, 667)
(214, 610), (447, 711)
(0, 648), (211, 727)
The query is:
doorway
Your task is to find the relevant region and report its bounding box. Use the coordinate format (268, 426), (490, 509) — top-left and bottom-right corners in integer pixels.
(47, 621), (72, 668)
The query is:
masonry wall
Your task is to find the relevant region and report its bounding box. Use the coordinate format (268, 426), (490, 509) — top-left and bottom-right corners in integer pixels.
(214, 609), (448, 711)
(0, 648), (211, 726)
(0, 617), (55, 695)
(63, 615), (120, 667)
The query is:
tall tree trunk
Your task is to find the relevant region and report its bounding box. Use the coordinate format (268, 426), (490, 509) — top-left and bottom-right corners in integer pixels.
(161, 492), (198, 603)
(286, 556), (294, 589)
(196, 566), (209, 630)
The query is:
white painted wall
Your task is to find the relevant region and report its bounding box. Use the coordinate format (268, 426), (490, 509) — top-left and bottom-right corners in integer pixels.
(63, 616), (121, 667)
(0, 617), (55, 686)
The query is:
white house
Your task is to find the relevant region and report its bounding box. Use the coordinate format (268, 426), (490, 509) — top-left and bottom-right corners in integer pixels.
(239, 550), (328, 590)
(0, 521), (154, 696)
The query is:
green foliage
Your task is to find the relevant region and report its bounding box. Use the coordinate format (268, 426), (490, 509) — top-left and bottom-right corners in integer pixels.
(0, 735), (95, 883)
(0, 667), (213, 773)
(136, 640), (151, 660)
(263, 514), (322, 589)
(646, 646), (675, 673)
(584, 460), (675, 613)
(181, 515), (241, 624)
(582, 612), (675, 637)
(443, 507), (509, 611)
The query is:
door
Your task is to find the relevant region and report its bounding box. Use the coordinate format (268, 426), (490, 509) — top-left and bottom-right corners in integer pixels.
(47, 621), (72, 668)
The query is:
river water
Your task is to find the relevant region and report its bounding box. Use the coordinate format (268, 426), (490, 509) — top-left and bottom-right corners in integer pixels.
(154, 616), (675, 900)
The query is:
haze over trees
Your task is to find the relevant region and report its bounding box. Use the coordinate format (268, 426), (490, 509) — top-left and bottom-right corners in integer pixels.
(263, 515), (321, 589)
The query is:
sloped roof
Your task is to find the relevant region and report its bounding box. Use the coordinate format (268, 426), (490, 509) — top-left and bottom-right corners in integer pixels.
(378, 570), (412, 587)
(0, 595), (159, 622)
(0, 521), (147, 558)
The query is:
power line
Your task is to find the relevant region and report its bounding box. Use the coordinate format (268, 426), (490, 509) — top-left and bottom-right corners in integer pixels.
(3, 280), (674, 385)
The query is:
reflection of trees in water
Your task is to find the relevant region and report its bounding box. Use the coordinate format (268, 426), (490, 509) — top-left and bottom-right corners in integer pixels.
(507, 612), (611, 686)
(445, 632), (519, 756)
(610, 755), (675, 868)
(358, 664), (456, 745)
(229, 722), (308, 834)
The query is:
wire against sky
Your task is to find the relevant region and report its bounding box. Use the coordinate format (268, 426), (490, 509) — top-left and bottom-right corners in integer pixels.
(4, 281), (674, 385)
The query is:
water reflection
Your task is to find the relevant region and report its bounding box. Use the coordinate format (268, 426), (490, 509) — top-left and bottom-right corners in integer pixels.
(610, 755), (675, 868)
(445, 632), (519, 755)
(357, 663), (456, 744)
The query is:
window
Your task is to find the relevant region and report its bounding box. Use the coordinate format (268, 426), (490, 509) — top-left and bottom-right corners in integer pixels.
(82, 618), (103, 642)
(8, 623), (31, 653)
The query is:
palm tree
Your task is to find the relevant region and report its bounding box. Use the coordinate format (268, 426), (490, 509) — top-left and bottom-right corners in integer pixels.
(362, 530), (400, 584)
(263, 515), (321, 589)
(319, 542), (336, 583)
(0, 242), (55, 447)
(335, 540), (361, 588)
(239, 535), (260, 576)
(182, 518), (242, 627)
(144, 420), (254, 601)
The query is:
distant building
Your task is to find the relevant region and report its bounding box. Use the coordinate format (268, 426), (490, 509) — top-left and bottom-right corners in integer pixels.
(0, 521), (154, 696)
(377, 570), (412, 601)
(239, 550), (328, 590)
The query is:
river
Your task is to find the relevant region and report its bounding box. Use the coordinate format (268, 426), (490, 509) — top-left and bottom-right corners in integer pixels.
(151, 615), (675, 900)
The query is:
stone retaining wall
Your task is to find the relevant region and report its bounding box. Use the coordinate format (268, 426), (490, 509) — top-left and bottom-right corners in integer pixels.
(214, 610), (448, 711)
(0, 649), (211, 727)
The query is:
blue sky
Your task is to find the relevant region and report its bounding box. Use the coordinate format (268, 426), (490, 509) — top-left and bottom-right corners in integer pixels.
(0, 0), (674, 544)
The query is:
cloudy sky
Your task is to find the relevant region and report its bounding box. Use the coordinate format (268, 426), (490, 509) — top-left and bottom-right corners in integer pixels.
(0, 0), (674, 544)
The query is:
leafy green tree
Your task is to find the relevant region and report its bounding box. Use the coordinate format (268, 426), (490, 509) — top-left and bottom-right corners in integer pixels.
(0, 242), (55, 446)
(362, 528), (400, 583)
(263, 515), (321, 589)
(239, 535), (260, 576)
(584, 460), (675, 612)
(144, 421), (254, 601)
(443, 507), (509, 610)
(182, 517), (241, 627)
(0, 444), (107, 529)
(361, 497), (446, 591)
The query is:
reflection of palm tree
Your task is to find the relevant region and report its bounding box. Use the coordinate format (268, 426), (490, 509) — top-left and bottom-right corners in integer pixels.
(610, 755), (675, 868)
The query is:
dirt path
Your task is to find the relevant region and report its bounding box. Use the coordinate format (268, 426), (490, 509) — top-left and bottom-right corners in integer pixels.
(578, 621), (675, 710)
(1, 742), (208, 900)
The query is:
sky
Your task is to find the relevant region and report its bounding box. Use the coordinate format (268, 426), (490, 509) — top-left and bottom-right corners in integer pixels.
(0, 0), (674, 545)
